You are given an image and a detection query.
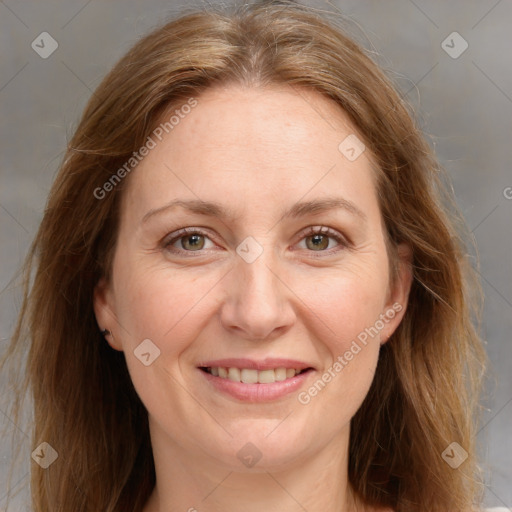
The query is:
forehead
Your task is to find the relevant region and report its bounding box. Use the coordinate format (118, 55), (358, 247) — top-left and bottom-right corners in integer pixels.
(121, 84), (380, 226)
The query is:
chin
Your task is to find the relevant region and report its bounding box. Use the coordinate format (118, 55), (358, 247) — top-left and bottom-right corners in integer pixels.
(200, 420), (321, 472)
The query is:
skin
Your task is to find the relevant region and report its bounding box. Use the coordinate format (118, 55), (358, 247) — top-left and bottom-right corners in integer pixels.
(94, 84), (412, 512)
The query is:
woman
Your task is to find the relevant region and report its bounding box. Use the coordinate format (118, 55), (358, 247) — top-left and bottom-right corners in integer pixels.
(3, 1), (488, 511)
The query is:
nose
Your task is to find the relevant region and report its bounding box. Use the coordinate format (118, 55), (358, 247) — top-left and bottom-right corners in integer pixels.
(219, 246), (295, 341)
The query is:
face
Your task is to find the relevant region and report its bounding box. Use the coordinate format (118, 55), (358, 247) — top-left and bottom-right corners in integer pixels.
(94, 84), (411, 472)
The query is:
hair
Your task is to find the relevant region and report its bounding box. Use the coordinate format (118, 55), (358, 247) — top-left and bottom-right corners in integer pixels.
(2, 1), (487, 511)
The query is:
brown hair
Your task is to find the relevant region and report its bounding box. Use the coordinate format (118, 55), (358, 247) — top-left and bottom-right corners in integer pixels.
(2, 1), (487, 511)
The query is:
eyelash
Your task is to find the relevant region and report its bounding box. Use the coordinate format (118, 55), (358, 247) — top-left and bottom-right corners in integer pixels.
(162, 226), (349, 257)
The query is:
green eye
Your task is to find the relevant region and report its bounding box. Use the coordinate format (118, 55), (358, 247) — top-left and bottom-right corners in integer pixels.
(179, 233), (205, 251)
(299, 226), (347, 253)
(305, 233), (330, 251)
(163, 225), (348, 257)
(164, 229), (214, 252)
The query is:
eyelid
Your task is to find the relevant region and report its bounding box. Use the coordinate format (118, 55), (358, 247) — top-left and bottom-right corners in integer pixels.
(298, 225), (348, 243)
(162, 225), (350, 256)
(162, 227), (219, 253)
(294, 225), (350, 255)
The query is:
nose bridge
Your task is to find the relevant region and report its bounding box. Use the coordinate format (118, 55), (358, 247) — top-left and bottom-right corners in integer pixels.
(241, 249), (279, 304)
(220, 236), (294, 340)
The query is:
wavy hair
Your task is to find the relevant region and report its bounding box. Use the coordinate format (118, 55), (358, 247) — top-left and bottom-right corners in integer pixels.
(2, 1), (486, 511)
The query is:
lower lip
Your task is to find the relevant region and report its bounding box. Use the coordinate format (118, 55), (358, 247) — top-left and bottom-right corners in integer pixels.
(199, 368), (314, 402)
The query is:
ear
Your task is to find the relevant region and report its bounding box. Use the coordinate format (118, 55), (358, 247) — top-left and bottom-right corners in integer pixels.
(93, 277), (123, 351)
(380, 242), (413, 344)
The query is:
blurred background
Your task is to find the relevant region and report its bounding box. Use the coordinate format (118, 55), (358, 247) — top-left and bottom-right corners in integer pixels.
(1, 0), (511, 509)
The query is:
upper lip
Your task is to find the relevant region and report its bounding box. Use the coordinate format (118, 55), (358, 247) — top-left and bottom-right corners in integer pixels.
(198, 358), (314, 371)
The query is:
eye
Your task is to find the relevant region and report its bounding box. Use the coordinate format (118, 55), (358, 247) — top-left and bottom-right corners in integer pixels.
(162, 225), (349, 256)
(296, 226), (348, 253)
(164, 228), (216, 253)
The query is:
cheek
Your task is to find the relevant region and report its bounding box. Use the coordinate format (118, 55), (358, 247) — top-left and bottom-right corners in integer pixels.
(295, 259), (388, 400)
(111, 267), (216, 414)
(112, 262), (221, 356)
(297, 272), (384, 422)
(299, 261), (389, 345)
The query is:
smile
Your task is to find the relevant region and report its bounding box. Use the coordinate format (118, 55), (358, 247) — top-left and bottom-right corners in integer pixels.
(197, 359), (315, 402)
(201, 366), (307, 383)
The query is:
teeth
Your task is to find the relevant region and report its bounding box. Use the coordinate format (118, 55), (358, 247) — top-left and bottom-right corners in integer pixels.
(274, 368), (287, 381)
(228, 367), (240, 382)
(258, 370), (275, 383)
(241, 369), (258, 384)
(207, 366), (304, 383)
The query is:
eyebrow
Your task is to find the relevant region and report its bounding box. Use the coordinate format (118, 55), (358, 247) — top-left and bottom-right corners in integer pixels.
(142, 196), (367, 224)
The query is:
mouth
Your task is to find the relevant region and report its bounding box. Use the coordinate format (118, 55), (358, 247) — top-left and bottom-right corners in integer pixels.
(199, 366), (311, 383)
(197, 358), (315, 402)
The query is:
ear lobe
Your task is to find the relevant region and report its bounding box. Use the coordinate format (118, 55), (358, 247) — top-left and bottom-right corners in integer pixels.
(381, 242), (413, 344)
(93, 277), (123, 351)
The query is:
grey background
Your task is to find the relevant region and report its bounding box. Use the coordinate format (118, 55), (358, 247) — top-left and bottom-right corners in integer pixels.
(0, 0), (511, 509)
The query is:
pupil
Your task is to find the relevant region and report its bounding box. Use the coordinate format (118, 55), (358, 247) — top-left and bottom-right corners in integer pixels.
(308, 234), (328, 250)
(184, 234), (203, 250)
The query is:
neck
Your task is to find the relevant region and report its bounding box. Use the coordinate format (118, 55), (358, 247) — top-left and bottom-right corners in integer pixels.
(143, 420), (367, 512)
